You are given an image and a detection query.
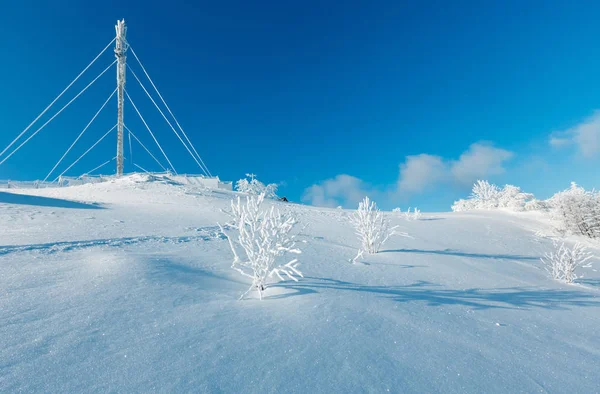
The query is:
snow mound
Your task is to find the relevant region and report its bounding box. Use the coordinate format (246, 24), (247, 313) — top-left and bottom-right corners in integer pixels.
(1, 180), (599, 393)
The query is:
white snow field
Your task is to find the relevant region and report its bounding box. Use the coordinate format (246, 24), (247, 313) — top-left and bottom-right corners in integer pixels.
(1, 174), (599, 393)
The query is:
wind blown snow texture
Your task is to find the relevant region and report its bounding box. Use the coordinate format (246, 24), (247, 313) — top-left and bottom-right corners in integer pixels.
(1, 174), (599, 393)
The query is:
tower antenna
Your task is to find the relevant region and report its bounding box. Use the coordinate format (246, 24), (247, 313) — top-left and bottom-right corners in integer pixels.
(115, 19), (128, 176)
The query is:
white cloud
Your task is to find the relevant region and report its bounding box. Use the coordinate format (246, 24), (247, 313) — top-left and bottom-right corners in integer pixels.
(397, 154), (446, 193)
(549, 137), (571, 147)
(302, 142), (515, 208)
(550, 111), (600, 157)
(301, 174), (374, 208)
(449, 143), (514, 185)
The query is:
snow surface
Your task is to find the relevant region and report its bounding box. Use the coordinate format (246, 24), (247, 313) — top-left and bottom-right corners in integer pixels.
(1, 174), (599, 393)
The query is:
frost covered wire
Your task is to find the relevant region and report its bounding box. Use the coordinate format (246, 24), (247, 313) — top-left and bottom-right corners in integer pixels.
(125, 90), (177, 174)
(0, 38), (116, 161)
(124, 125), (168, 172)
(235, 173), (278, 199)
(541, 241), (593, 283)
(82, 157), (116, 176)
(129, 47), (212, 177)
(54, 125), (117, 181)
(0, 60), (117, 167)
(350, 197), (408, 263)
(44, 88), (117, 182)
(219, 194), (303, 300)
(127, 65), (210, 176)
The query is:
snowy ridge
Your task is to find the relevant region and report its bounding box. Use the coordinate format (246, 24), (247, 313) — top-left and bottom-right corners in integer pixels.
(1, 174), (599, 393)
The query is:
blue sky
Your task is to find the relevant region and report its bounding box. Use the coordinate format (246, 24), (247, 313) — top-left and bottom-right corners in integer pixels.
(1, 0), (599, 211)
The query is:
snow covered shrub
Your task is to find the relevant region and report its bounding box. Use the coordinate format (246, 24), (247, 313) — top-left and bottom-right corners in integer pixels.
(235, 173), (278, 199)
(452, 180), (537, 212)
(497, 185), (534, 210)
(413, 208), (422, 220)
(547, 183), (600, 239)
(451, 198), (477, 212)
(219, 193), (303, 300)
(350, 197), (407, 263)
(402, 207), (422, 220)
(472, 180), (501, 206)
(541, 241), (593, 283)
(524, 198), (548, 212)
(392, 207), (402, 213)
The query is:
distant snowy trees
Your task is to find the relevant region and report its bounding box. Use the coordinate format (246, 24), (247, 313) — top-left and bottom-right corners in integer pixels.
(392, 207), (422, 221)
(547, 183), (600, 240)
(235, 173), (278, 199)
(351, 197), (408, 263)
(541, 241), (593, 283)
(452, 180), (600, 240)
(219, 193), (303, 300)
(452, 180), (537, 212)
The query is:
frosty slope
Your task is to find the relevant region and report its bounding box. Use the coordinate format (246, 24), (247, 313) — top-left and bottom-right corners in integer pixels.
(1, 175), (599, 393)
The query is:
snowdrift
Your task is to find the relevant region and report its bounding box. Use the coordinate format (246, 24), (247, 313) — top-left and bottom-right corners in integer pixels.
(1, 175), (599, 393)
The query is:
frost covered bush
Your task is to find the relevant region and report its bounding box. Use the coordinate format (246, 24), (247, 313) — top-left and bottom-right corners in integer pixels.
(393, 207), (421, 220)
(541, 241), (593, 283)
(497, 185), (535, 211)
(235, 173), (278, 199)
(219, 193), (303, 300)
(524, 198), (548, 212)
(403, 207), (422, 221)
(413, 208), (422, 220)
(452, 180), (537, 212)
(547, 183), (600, 239)
(350, 197), (408, 263)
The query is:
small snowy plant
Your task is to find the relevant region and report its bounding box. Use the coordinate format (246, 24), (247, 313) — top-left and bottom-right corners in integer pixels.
(235, 173), (278, 199)
(219, 193), (303, 300)
(392, 207), (402, 213)
(400, 207), (421, 221)
(413, 208), (422, 220)
(541, 241), (593, 283)
(350, 197), (407, 263)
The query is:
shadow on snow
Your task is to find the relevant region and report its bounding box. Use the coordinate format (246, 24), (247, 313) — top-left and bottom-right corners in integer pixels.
(379, 248), (539, 261)
(269, 277), (599, 310)
(0, 228), (225, 256)
(0, 191), (104, 210)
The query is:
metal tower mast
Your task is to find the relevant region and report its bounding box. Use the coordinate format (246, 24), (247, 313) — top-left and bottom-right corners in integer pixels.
(115, 19), (128, 176)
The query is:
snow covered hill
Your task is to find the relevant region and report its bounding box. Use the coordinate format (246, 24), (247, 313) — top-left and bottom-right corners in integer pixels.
(1, 174), (599, 393)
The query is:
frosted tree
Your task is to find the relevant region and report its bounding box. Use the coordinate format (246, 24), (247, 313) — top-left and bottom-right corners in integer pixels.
(497, 185), (534, 211)
(451, 198), (477, 212)
(541, 241), (593, 283)
(471, 180), (501, 209)
(235, 173), (278, 199)
(392, 207), (402, 213)
(452, 180), (538, 212)
(547, 183), (600, 239)
(350, 197), (408, 263)
(219, 193), (303, 300)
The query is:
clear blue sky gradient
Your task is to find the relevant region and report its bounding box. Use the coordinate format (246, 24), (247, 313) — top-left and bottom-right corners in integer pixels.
(1, 1), (599, 210)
